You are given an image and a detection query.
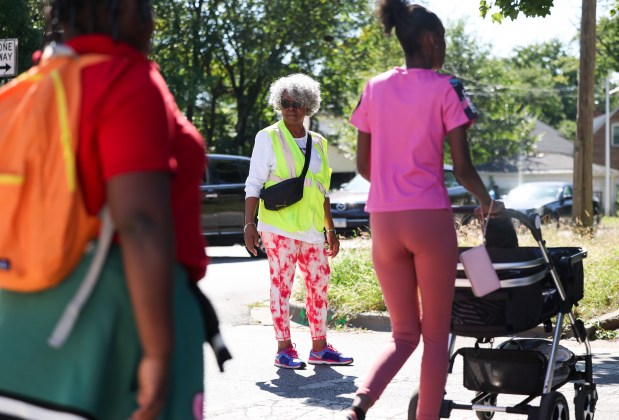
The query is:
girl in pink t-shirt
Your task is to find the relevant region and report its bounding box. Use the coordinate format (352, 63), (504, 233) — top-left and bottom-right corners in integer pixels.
(345, 2), (503, 420)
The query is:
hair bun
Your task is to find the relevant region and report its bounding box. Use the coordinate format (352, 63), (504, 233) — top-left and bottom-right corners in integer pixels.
(378, 0), (407, 35)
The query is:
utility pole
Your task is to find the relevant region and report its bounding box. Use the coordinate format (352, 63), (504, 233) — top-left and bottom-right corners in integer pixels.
(573, 0), (596, 227)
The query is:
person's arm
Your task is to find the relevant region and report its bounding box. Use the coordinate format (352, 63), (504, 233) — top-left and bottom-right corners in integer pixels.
(323, 197), (340, 257)
(356, 130), (371, 181)
(107, 172), (174, 420)
(447, 125), (503, 215)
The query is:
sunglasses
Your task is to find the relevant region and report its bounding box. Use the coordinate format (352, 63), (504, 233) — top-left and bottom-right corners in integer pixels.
(281, 99), (303, 109)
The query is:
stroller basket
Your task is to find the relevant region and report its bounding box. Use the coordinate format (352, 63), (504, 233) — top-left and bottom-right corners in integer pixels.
(451, 246), (586, 338)
(459, 338), (575, 395)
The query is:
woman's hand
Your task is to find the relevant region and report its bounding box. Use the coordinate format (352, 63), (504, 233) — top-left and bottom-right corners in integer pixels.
(325, 231), (340, 258)
(130, 355), (170, 420)
(244, 223), (260, 257)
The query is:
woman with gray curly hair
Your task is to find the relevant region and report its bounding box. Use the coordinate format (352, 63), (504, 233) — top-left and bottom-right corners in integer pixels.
(244, 73), (353, 369)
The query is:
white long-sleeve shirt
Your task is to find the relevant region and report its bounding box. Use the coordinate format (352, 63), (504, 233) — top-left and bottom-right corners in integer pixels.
(245, 128), (328, 243)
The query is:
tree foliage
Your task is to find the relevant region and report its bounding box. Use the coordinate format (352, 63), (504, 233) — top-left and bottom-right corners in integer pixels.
(595, 9), (619, 113)
(479, 0), (554, 22)
(506, 40), (579, 139)
(0, 0), (44, 80)
(441, 21), (536, 164)
(151, 0), (372, 155)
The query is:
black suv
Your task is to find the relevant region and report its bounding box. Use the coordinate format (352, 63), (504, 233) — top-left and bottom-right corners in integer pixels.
(201, 154), (267, 257)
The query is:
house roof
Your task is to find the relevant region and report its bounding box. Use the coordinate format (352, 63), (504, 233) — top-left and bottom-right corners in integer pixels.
(477, 120), (619, 176)
(532, 120), (573, 155)
(593, 107), (619, 134)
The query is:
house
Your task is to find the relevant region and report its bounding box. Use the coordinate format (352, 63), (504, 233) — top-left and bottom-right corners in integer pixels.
(593, 107), (619, 171)
(477, 120), (619, 214)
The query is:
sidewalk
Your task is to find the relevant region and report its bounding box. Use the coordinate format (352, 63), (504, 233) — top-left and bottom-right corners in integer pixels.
(202, 306), (619, 419)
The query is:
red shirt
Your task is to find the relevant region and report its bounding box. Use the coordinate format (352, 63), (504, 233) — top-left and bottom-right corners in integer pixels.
(67, 35), (207, 281)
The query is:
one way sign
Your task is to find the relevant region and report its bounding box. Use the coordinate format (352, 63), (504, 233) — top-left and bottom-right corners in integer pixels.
(0, 39), (18, 78)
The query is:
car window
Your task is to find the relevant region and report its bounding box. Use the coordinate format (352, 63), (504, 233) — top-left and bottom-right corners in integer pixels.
(209, 159), (245, 185)
(563, 185), (573, 198)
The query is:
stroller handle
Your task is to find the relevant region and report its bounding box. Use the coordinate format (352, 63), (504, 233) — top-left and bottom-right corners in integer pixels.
(452, 205), (543, 242)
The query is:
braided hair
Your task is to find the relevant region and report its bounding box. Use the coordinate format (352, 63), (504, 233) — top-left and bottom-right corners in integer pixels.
(46, 0), (152, 43)
(378, 0), (443, 57)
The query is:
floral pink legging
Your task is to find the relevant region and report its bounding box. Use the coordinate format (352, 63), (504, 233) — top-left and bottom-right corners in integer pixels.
(260, 231), (330, 341)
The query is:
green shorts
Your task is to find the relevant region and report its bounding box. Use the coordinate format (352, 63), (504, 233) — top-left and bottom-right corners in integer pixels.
(0, 244), (206, 419)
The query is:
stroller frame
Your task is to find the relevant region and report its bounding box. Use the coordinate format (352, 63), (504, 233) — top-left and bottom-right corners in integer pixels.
(408, 209), (597, 420)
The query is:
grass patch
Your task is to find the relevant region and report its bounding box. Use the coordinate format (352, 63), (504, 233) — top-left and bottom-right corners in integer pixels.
(294, 217), (619, 326)
(293, 238), (384, 325)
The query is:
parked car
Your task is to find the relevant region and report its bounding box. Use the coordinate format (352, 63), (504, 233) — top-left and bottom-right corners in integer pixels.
(200, 154), (267, 258)
(329, 165), (476, 234)
(502, 181), (601, 225)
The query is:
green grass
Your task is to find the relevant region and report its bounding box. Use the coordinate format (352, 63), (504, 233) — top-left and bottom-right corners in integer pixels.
(294, 217), (619, 326)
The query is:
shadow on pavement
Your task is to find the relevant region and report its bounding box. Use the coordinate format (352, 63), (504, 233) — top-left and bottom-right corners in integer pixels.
(256, 365), (358, 409)
(208, 256), (258, 265)
(592, 352), (619, 385)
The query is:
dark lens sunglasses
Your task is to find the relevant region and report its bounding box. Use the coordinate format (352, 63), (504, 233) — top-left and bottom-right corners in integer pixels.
(281, 99), (303, 109)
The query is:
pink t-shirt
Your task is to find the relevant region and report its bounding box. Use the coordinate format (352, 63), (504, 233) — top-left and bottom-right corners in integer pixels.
(350, 67), (477, 213)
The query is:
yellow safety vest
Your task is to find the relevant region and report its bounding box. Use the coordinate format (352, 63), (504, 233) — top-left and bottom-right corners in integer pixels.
(258, 120), (332, 233)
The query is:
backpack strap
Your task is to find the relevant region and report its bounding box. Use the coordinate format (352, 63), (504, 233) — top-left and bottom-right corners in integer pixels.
(48, 207), (114, 348)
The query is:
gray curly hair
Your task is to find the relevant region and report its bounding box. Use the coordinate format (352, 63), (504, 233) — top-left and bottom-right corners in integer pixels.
(268, 73), (321, 117)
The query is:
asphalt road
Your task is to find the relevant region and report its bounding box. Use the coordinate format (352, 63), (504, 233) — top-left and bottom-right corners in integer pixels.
(199, 244), (619, 420)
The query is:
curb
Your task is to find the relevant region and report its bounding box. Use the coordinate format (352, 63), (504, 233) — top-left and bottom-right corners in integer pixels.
(289, 300), (391, 331)
(286, 302), (619, 339)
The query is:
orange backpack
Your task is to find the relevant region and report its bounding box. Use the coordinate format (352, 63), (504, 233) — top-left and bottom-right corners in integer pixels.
(0, 49), (104, 292)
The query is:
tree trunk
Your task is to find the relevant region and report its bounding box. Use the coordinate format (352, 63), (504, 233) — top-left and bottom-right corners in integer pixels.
(573, 0), (596, 227)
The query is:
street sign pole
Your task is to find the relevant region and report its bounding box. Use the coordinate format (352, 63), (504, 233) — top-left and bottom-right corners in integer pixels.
(0, 39), (19, 78)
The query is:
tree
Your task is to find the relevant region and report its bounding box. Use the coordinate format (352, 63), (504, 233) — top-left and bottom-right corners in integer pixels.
(0, 0), (44, 80)
(151, 0), (372, 155)
(507, 40), (579, 139)
(443, 21), (536, 164)
(595, 9), (619, 113)
(479, 0), (554, 21)
(484, 0), (598, 228)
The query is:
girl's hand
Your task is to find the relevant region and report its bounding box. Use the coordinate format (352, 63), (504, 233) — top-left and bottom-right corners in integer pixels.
(475, 199), (505, 219)
(130, 355), (170, 420)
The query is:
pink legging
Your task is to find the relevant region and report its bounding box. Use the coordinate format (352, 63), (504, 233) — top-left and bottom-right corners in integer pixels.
(356, 210), (458, 420)
(260, 231), (330, 341)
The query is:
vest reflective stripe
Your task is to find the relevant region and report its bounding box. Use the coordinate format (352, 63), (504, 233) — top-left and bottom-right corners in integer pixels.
(274, 129), (297, 178)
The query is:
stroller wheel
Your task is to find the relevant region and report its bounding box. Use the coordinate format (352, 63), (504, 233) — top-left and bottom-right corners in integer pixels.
(408, 388), (419, 420)
(539, 391), (569, 420)
(574, 386), (597, 420)
(408, 388), (451, 419)
(475, 392), (497, 420)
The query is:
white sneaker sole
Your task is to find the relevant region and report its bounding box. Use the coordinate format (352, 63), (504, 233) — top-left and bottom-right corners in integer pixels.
(274, 362), (306, 369)
(307, 359), (353, 365)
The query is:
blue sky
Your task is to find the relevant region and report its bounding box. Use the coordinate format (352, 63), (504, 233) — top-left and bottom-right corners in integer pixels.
(418, 0), (613, 57)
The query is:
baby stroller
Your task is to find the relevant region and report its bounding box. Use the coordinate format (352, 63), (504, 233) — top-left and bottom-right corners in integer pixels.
(408, 208), (597, 420)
